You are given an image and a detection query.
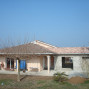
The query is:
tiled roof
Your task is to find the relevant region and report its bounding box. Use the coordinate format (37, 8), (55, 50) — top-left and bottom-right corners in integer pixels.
(48, 47), (89, 54)
(32, 40), (89, 54)
(0, 40), (89, 54)
(0, 43), (55, 54)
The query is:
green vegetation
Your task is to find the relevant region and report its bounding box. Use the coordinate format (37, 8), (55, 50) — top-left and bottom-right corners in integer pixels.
(53, 72), (68, 82)
(82, 79), (89, 84)
(0, 79), (13, 85)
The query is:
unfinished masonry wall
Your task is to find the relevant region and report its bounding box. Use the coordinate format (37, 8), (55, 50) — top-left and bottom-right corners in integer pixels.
(54, 56), (62, 71)
(54, 55), (84, 73)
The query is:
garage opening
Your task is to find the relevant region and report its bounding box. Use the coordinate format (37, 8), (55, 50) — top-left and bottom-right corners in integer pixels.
(62, 57), (73, 69)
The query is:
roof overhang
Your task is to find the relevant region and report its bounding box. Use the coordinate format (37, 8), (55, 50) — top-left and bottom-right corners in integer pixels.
(57, 53), (89, 55)
(0, 52), (55, 55)
(0, 53), (89, 56)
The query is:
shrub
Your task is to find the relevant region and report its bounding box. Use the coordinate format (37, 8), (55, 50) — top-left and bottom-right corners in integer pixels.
(53, 72), (68, 82)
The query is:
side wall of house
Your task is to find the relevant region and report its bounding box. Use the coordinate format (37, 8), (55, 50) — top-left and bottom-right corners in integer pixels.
(54, 55), (87, 74)
(54, 56), (62, 70)
(73, 56), (83, 72)
(0, 57), (6, 69)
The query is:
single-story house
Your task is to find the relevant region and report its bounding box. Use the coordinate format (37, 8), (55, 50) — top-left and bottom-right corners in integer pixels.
(0, 40), (89, 77)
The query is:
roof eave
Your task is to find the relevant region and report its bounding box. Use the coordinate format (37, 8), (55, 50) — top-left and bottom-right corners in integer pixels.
(56, 53), (89, 55)
(0, 53), (55, 55)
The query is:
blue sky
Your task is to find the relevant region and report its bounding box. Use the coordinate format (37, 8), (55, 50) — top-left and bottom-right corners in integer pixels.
(0, 0), (89, 47)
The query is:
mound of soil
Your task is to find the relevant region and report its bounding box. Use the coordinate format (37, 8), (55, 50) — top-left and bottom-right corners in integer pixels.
(68, 76), (86, 84)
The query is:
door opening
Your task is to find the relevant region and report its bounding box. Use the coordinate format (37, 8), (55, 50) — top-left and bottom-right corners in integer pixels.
(6, 58), (14, 69)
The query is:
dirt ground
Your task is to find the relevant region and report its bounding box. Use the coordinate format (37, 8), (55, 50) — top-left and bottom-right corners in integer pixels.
(68, 76), (86, 84)
(0, 74), (52, 81)
(0, 74), (87, 84)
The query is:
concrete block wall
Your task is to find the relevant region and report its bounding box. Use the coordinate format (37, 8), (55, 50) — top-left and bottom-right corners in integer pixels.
(54, 55), (84, 73)
(73, 56), (83, 72)
(54, 56), (62, 71)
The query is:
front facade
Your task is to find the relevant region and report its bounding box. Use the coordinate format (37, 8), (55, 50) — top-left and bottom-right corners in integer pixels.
(0, 40), (89, 77)
(0, 55), (55, 73)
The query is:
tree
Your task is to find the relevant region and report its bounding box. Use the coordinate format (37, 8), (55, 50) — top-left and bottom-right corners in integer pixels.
(0, 37), (31, 81)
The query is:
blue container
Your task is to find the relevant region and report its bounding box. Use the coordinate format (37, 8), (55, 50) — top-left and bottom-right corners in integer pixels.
(16, 60), (26, 69)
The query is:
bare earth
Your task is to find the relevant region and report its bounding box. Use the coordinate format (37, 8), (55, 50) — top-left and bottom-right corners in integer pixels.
(68, 76), (86, 84)
(0, 74), (52, 81)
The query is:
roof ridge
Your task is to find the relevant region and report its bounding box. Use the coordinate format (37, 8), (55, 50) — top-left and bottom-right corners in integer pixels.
(31, 40), (56, 48)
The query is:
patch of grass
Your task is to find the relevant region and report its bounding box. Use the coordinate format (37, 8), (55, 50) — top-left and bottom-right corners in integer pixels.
(59, 81), (71, 85)
(0, 79), (13, 85)
(37, 80), (46, 84)
(83, 80), (89, 84)
(37, 85), (50, 89)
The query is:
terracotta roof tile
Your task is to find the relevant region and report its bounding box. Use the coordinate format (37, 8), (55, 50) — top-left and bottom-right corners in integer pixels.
(48, 47), (89, 54)
(0, 43), (55, 54)
(0, 41), (89, 54)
